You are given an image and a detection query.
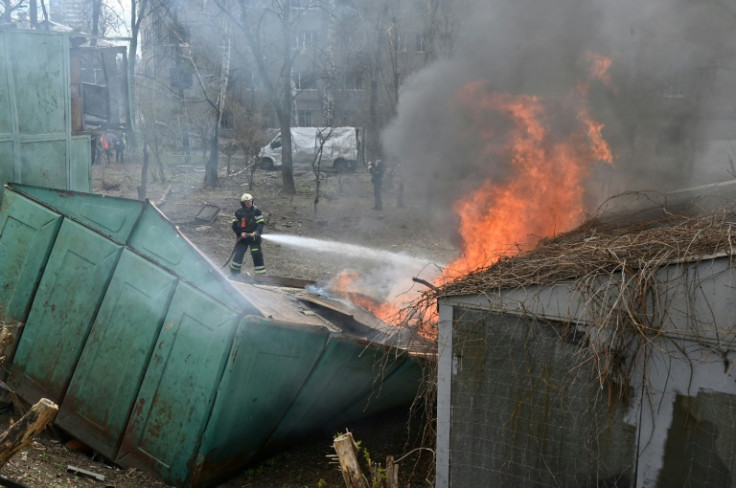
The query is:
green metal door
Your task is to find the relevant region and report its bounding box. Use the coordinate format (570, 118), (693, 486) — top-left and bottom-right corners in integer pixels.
(116, 281), (238, 486)
(191, 317), (329, 486)
(0, 190), (62, 324)
(56, 250), (178, 460)
(8, 219), (122, 403)
(14, 184), (143, 242)
(266, 336), (408, 445)
(129, 205), (251, 309)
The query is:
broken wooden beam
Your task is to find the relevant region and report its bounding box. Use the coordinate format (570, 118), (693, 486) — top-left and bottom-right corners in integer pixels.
(67, 465), (105, 481)
(0, 398), (58, 469)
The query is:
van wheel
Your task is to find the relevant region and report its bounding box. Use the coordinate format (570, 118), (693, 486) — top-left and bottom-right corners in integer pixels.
(334, 159), (348, 173)
(259, 158), (274, 170)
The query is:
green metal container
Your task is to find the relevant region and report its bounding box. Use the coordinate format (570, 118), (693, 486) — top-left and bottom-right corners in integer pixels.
(0, 30), (91, 198)
(0, 183), (427, 488)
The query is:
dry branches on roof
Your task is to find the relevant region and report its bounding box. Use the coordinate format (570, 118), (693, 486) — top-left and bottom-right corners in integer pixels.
(437, 205), (736, 299)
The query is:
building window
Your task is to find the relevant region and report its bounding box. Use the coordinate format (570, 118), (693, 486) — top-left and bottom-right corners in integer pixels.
(242, 71), (256, 89)
(416, 32), (426, 53)
(295, 30), (318, 49)
(341, 110), (355, 126)
(661, 70), (685, 100)
(294, 71), (317, 90)
(344, 70), (363, 90)
(392, 33), (407, 53)
(297, 110), (313, 126)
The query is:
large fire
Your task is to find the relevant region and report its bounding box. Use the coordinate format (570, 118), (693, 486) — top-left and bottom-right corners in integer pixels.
(331, 54), (615, 336)
(442, 77), (613, 281)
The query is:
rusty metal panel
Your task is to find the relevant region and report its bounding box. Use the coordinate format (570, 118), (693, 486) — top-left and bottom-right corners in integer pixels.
(331, 357), (423, 425)
(191, 317), (330, 486)
(8, 219), (122, 404)
(0, 33), (13, 136)
(116, 281), (238, 485)
(0, 143), (13, 189)
(13, 184), (143, 242)
(266, 336), (412, 445)
(56, 249), (177, 460)
(129, 204), (252, 309)
(0, 189), (62, 325)
(0, 30), (91, 197)
(7, 31), (69, 136)
(20, 140), (68, 186)
(70, 136), (92, 192)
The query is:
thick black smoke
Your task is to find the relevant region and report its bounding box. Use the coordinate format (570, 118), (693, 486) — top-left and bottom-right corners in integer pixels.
(382, 0), (736, 224)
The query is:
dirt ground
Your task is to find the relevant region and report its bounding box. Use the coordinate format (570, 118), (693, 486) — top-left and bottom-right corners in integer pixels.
(0, 157), (456, 488)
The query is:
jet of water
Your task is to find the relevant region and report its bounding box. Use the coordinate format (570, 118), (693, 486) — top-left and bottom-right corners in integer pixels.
(261, 233), (441, 271)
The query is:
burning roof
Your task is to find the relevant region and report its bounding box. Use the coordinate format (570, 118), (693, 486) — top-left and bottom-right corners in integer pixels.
(436, 180), (736, 299)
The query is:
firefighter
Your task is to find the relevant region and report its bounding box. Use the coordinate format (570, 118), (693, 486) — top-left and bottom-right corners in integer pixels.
(229, 193), (266, 277)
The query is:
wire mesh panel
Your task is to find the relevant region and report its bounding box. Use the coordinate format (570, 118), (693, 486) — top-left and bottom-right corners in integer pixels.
(449, 308), (636, 487)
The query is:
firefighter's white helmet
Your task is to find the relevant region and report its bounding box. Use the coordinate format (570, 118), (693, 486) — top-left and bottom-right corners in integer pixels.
(240, 193), (253, 202)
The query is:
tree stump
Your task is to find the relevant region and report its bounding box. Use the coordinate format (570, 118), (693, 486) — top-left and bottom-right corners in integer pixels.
(333, 432), (368, 488)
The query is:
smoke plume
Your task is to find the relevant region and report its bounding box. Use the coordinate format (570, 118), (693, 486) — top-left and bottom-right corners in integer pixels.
(382, 0), (736, 224)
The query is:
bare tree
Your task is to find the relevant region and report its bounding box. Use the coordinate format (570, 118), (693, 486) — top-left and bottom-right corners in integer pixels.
(311, 126), (335, 214)
(0, 0), (26, 23)
(134, 71), (168, 199)
(220, 0), (300, 195)
(180, 27), (232, 187)
(230, 95), (269, 190)
(321, 0), (337, 126)
(125, 0), (153, 151)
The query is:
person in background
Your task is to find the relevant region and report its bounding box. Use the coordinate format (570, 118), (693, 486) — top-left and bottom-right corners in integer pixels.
(99, 134), (112, 164)
(229, 193), (266, 277)
(113, 133), (125, 163)
(369, 159), (384, 210)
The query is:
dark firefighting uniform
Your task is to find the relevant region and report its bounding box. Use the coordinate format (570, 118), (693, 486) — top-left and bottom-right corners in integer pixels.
(230, 204), (266, 275)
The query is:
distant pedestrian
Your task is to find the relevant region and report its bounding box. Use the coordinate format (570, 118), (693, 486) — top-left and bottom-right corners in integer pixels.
(99, 134), (112, 164)
(113, 133), (125, 163)
(369, 159), (384, 211)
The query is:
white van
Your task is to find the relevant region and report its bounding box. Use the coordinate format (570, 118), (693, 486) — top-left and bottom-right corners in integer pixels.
(258, 126), (364, 172)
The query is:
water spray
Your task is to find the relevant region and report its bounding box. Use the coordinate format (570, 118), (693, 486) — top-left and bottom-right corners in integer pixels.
(261, 233), (440, 270)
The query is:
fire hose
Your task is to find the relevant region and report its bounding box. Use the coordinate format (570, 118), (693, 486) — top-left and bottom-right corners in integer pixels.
(220, 234), (258, 268)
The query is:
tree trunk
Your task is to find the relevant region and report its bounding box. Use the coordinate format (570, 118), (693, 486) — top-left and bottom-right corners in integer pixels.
(321, 0), (336, 126)
(90, 0), (101, 46)
(205, 127), (219, 187)
(138, 141), (149, 200)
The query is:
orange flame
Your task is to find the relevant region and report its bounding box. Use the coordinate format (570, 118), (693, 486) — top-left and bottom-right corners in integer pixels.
(335, 54), (615, 342)
(442, 73), (613, 281)
(329, 270), (401, 321)
(585, 51), (617, 92)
